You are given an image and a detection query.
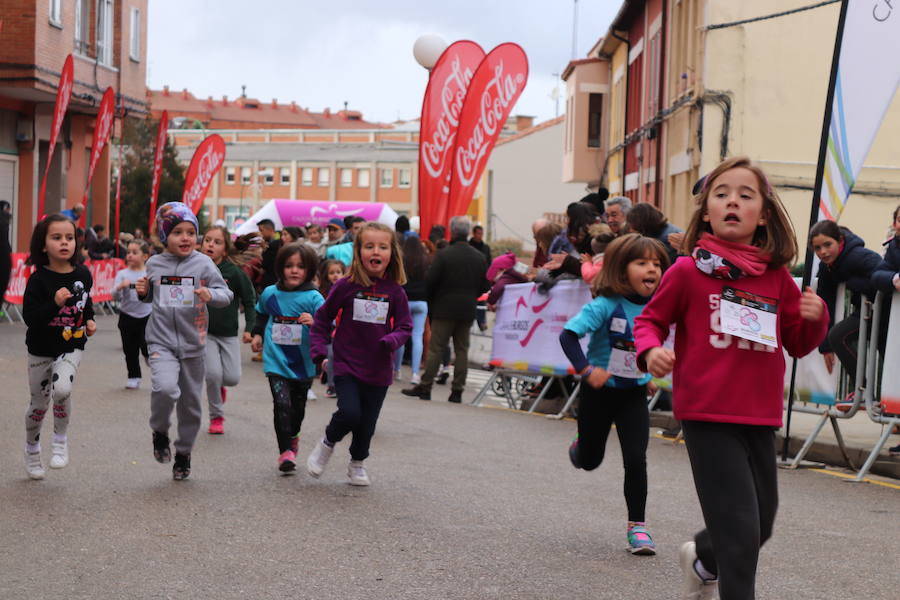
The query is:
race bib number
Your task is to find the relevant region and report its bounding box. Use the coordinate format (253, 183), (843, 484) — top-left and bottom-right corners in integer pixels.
(271, 316), (303, 345)
(159, 276), (194, 307)
(353, 293), (390, 325)
(607, 340), (643, 379)
(720, 286), (778, 348)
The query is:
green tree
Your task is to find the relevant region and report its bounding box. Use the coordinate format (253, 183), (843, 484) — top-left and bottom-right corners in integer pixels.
(110, 116), (186, 237)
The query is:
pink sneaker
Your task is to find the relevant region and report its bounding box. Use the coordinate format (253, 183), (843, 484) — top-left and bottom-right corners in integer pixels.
(278, 450), (297, 474)
(208, 417), (224, 435)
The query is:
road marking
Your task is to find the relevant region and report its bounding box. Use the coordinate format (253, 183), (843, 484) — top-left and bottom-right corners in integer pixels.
(809, 467), (900, 490)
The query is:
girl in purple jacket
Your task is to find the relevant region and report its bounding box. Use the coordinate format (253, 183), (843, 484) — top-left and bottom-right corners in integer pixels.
(307, 222), (412, 486)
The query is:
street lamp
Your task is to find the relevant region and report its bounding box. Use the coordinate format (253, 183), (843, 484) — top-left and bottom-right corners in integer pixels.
(413, 34), (447, 70)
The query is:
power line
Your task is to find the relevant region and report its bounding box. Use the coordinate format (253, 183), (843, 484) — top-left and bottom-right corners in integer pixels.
(703, 0), (840, 31)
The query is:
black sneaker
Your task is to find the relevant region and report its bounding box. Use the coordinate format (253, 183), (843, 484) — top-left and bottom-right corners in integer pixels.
(401, 384), (431, 401)
(568, 436), (582, 469)
(152, 431), (171, 463)
(436, 372), (450, 385)
(448, 390), (462, 403)
(173, 453), (191, 481)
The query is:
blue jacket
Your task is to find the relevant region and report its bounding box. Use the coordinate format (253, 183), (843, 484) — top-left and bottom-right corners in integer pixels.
(872, 236), (900, 293)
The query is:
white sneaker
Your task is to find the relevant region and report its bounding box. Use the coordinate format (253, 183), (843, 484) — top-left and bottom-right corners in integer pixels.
(25, 451), (45, 480)
(307, 388), (317, 401)
(348, 460), (370, 486)
(49, 440), (69, 469)
(410, 373), (421, 385)
(393, 370), (401, 382)
(679, 541), (718, 599)
(306, 438), (334, 477)
(125, 378), (141, 389)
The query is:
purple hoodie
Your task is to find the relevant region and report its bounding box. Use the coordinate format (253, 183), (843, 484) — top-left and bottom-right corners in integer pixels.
(310, 276), (412, 386)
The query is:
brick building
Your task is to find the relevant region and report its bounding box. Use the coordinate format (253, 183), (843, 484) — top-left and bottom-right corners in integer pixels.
(0, 0), (148, 251)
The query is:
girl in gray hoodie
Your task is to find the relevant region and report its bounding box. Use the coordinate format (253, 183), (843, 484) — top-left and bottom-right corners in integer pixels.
(136, 202), (232, 481)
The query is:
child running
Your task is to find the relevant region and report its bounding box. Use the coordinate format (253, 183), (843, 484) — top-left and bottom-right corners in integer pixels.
(307, 222), (412, 485)
(250, 243), (323, 474)
(22, 214), (97, 479)
(135, 202), (232, 481)
(633, 157), (827, 600)
(201, 225), (256, 435)
(113, 239), (151, 389)
(316, 258), (348, 398)
(559, 233), (669, 556)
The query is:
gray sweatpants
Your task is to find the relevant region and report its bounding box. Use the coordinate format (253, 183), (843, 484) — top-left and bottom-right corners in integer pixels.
(205, 334), (241, 419)
(26, 350), (83, 445)
(149, 344), (205, 455)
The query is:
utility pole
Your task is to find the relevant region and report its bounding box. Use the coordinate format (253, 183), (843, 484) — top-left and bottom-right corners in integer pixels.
(572, 0), (579, 59)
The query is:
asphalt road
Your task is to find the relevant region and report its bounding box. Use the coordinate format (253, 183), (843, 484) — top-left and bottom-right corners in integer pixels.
(1, 315), (898, 599)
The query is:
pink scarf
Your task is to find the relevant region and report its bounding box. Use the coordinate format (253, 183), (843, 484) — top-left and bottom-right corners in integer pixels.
(692, 233), (770, 280)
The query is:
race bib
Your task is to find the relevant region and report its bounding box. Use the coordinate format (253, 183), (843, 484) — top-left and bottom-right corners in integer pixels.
(159, 276), (194, 307)
(352, 292), (390, 325)
(271, 316), (303, 345)
(720, 286), (778, 347)
(607, 340), (643, 379)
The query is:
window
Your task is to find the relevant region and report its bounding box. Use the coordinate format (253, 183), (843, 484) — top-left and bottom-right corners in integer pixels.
(280, 168), (291, 185)
(49, 0), (62, 26)
(398, 168), (411, 188)
(301, 167), (313, 186)
(96, 0), (113, 65)
(380, 168), (393, 188)
(225, 167), (236, 184)
(587, 93), (603, 148)
(358, 168), (370, 188)
(74, 0), (90, 54)
(318, 167), (330, 187)
(340, 168), (353, 187)
(129, 7), (141, 61)
(241, 167), (251, 185)
(261, 168), (274, 185)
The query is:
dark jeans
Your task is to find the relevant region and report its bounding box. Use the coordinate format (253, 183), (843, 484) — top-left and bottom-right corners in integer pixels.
(575, 384), (649, 522)
(267, 375), (310, 453)
(325, 375), (387, 461)
(682, 420), (778, 600)
(117, 313), (149, 379)
(422, 318), (471, 392)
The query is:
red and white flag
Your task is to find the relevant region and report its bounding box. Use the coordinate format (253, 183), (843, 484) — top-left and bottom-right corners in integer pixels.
(38, 54), (74, 219)
(182, 134), (226, 215)
(417, 41), (485, 238)
(82, 86), (116, 215)
(149, 110), (168, 233)
(445, 43), (528, 226)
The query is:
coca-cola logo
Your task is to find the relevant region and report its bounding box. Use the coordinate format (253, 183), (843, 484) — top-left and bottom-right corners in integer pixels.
(454, 61), (525, 187)
(88, 96), (114, 174)
(151, 116), (167, 193)
(421, 55), (477, 179)
(183, 137), (225, 209)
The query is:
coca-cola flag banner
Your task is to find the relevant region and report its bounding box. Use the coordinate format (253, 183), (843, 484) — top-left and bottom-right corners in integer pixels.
(4, 254), (124, 305)
(445, 43), (528, 227)
(417, 40), (485, 239)
(182, 134), (226, 215)
(82, 86), (116, 207)
(149, 110), (168, 234)
(38, 54), (74, 219)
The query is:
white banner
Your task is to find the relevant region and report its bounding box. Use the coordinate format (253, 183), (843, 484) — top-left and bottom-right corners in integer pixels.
(819, 1), (900, 220)
(491, 280), (591, 375)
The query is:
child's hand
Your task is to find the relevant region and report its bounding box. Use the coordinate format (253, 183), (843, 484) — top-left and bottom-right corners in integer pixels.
(241, 332), (253, 344)
(298, 312), (313, 326)
(135, 277), (149, 296)
(799, 287), (824, 322)
(822, 352), (835, 374)
(54, 287), (73, 306)
(580, 253), (592, 264)
(85, 320), (97, 337)
(584, 366), (610, 389)
(646, 347), (676, 378)
(251, 335), (263, 353)
(893, 273), (900, 292)
(194, 287), (212, 303)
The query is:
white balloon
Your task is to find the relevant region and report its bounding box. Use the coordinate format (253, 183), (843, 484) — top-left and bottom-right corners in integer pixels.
(413, 34), (448, 70)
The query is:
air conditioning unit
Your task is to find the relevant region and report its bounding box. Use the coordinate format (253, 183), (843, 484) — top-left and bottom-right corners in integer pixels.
(16, 117), (34, 142)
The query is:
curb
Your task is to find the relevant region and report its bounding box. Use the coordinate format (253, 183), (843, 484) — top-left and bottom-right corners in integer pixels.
(648, 412), (900, 481)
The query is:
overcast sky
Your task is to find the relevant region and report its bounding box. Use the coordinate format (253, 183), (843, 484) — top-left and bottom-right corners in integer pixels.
(147, 0), (619, 125)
